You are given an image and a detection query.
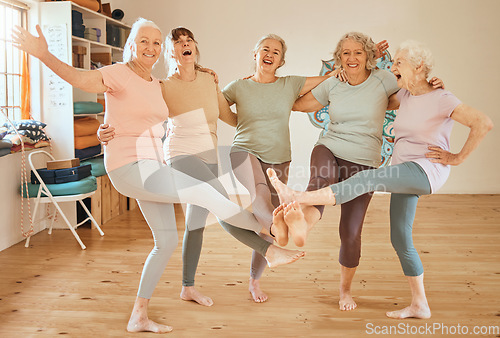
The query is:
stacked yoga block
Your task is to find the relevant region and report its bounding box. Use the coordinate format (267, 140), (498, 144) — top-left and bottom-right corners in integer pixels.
(72, 45), (86, 68)
(84, 27), (101, 42)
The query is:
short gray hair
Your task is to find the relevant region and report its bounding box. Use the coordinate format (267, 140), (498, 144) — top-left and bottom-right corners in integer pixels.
(253, 34), (287, 69)
(122, 18), (163, 63)
(333, 32), (378, 70)
(396, 40), (434, 78)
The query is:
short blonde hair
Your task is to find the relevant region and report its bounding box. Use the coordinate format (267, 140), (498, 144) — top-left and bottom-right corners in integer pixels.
(333, 32), (378, 70)
(123, 18), (162, 63)
(396, 40), (434, 78)
(253, 34), (287, 69)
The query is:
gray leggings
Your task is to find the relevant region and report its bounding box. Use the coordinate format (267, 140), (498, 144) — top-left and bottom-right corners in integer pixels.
(108, 159), (266, 299)
(330, 161), (432, 276)
(230, 149), (290, 280)
(168, 155), (272, 287)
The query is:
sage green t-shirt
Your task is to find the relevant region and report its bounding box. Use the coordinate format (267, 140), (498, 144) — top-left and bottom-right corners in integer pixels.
(223, 76), (306, 164)
(311, 69), (399, 168)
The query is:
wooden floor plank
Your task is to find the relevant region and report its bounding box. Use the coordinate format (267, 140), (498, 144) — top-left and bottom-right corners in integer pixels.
(1, 194), (499, 337)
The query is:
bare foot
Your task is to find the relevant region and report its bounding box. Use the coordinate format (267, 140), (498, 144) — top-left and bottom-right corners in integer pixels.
(266, 168), (295, 204)
(386, 304), (431, 319)
(272, 204), (289, 246)
(339, 291), (357, 311)
(127, 317), (173, 334)
(283, 201), (308, 247)
(180, 286), (213, 307)
(249, 278), (268, 303)
(265, 244), (305, 268)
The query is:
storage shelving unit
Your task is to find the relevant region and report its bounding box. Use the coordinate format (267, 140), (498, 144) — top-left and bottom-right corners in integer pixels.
(38, 1), (131, 228)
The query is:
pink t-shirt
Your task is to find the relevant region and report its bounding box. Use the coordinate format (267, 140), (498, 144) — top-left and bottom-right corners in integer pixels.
(392, 88), (461, 193)
(98, 63), (169, 172)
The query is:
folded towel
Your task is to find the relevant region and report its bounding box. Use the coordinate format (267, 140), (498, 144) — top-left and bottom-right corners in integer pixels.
(74, 101), (104, 114)
(74, 117), (100, 136)
(74, 134), (100, 149)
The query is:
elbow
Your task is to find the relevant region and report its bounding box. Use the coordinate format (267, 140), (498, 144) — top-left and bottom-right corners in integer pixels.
(485, 116), (494, 132)
(473, 115), (494, 136)
(292, 101), (309, 112)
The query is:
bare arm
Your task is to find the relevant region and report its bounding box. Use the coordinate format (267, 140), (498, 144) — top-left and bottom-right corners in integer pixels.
(217, 90), (237, 127)
(426, 103), (493, 165)
(300, 75), (330, 96)
(13, 25), (107, 93)
(292, 91), (325, 112)
(300, 68), (347, 96)
(387, 92), (400, 110)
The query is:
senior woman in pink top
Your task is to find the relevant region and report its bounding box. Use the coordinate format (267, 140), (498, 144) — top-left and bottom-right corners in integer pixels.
(267, 40), (493, 319)
(13, 18), (304, 334)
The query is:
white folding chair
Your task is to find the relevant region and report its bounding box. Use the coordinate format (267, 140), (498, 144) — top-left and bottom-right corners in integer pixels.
(24, 150), (104, 249)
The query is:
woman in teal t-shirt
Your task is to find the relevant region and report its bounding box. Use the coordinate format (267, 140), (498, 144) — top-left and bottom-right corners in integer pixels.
(222, 33), (345, 303)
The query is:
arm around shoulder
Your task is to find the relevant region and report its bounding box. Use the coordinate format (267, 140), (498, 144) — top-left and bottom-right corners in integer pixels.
(293, 91), (324, 112)
(218, 91), (237, 127)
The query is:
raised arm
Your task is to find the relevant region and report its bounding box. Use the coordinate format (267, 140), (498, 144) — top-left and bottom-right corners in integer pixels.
(217, 90), (237, 127)
(13, 25), (107, 93)
(292, 91), (325, 112)
(426, 103), (493, 165)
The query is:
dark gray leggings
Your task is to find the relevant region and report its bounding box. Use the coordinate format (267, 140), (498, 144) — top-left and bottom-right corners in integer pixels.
(307, 145), (374, 268)
(330, 161), (432, 276)
(169, 155), (272, 286)
(230, 149), (290, 280)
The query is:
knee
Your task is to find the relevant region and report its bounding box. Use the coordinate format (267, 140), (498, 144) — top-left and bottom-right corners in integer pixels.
(390, 232), (413, 255)
(154, 231), (179, 252)
(339, 221), (362, 243)
(307, 176), (331, 191)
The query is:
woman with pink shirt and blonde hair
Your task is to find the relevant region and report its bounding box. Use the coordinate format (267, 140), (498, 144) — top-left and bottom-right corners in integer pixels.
(13, 18), (304, 334)
(266, 40), (493, 319)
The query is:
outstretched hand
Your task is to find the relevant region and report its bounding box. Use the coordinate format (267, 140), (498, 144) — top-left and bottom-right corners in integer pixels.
(425, 146), (462, 166)
(12, 25), (49, 60)
(375, 40), (389, 59)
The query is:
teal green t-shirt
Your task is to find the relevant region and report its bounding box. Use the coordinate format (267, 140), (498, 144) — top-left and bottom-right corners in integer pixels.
(311, 69), (399, 168)
(223, 76), (306, 164)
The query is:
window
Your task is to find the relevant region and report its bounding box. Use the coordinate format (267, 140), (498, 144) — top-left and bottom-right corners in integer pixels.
(0, 0), (28, 122)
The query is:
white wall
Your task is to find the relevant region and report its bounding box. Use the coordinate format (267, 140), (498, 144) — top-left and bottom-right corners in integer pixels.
(1, 0), (498, 251)
(108, 0), (500, 194)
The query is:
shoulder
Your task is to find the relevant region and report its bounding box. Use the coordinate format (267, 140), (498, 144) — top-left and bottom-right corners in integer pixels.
(196, 70), (215, 81)
(195, 70), (218, 88)
(315, 76), (341, 91)
(371, 68), (394, 82)
(282, 75), (306, 81)
(224, 78), (246, 91)
(98, 62), (127, 75)
(436, 89), (461, 105)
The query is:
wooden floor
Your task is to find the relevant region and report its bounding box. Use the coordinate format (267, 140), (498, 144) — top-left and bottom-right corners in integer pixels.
(1, 194), (499, 337)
